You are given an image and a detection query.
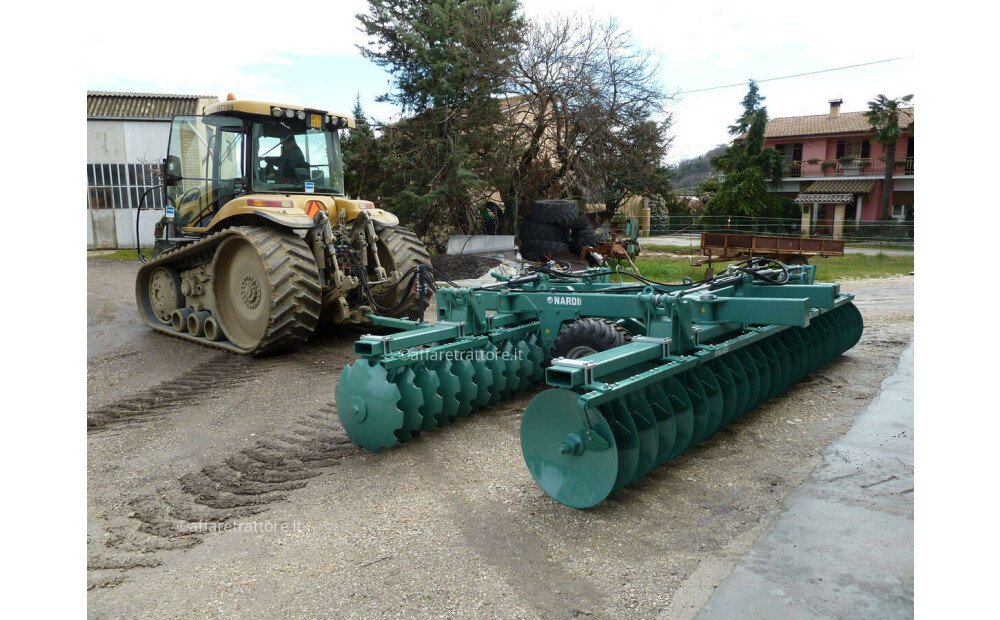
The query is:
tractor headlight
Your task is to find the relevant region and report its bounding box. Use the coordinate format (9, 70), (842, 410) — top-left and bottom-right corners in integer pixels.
(285, 109), (294, 119)
(296, 110), (306, 120)
(271, 107), (283, 117)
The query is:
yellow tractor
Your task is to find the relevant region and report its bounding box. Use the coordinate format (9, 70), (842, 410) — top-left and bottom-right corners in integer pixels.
(135, 97), (430, 354)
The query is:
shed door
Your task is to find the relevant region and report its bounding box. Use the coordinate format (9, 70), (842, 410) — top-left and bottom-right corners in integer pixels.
(88, 187), (118, 249)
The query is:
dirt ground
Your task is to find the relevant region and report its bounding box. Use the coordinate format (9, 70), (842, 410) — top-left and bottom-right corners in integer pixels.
(87, 257), (913, 619)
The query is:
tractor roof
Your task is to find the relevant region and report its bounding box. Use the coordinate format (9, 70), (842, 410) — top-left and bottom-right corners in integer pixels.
(202, 99), (356, 128)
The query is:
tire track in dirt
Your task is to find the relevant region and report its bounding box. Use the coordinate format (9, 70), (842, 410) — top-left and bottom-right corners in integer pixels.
(91, 402), (357, 589)
(87, 353), (272, 430)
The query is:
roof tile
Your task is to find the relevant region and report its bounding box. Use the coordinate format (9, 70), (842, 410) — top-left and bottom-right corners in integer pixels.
(765, 108), (914, 138)
(87, 91), (218, 119)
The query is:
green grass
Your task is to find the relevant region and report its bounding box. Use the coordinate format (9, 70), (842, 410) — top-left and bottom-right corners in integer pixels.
(641, 244), (700, 254)
(623, 252), (913, 283)
(89, 249), (145, 260)
(844, 242), (914, 252)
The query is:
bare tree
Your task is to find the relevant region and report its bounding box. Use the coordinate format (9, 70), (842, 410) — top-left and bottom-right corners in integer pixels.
(491, 15), (672, 224)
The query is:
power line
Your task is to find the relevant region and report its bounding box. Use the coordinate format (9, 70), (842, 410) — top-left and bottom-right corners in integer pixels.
(675, 56), (913, 95)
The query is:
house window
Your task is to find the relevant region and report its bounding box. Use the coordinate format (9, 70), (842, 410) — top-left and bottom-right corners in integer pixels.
(891, 204), (909, 220)
(85, 163), (164, 210)
(775, 142), (803, 162)
(836, 140), (871, 159)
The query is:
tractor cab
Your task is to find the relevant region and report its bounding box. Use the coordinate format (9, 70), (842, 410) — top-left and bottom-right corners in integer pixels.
(162, 100), (353, 231)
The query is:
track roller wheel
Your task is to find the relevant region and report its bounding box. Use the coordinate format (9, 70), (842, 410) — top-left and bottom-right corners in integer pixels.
(211, 226), (321, 354)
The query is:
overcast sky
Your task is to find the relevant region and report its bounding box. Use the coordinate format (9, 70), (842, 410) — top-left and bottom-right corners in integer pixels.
(87, 0), (914, 163)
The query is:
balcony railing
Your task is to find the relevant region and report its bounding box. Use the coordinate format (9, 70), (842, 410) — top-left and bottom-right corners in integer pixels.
(782, 156), (914, 178)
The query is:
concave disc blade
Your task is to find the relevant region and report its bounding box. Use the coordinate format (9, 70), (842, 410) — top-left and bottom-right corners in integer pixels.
(682, 370), (710, 445)
(709, 359), (738, 428)
(748, 344), (772, 406)
(515, 339), (535, 389)
(451, 357), (478, 417)
(664, 376), (694, 460)
(624, 392), (659, 481)
(334, 360), (404, 452)
(434, 359), (461, 425)
(735, 348), (761, 412)
(524, 332), (547, 383)
(763, 338), (790, 395)
(645, 384), (676, 466)
(468, 349), (494, 408)
(484, 342), (506, 403)
(521, 389), (618, 509)
(605, 399), (640, 493)
(392, 366), (425, 442)
(413, 363), (443, 431)
(696, 365), (725, 437)
(720, 353), (749, 422)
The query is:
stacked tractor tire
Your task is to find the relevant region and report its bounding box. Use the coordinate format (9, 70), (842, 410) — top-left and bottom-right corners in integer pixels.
(520, 200), (600, 261)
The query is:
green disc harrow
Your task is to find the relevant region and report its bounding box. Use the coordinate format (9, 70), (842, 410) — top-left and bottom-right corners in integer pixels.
(335, 259), (863, 507)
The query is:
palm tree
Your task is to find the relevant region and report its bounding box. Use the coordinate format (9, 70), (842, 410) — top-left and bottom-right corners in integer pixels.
(864, 94), (913, 220)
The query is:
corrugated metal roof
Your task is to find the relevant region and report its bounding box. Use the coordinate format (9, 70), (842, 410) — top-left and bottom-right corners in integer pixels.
(87, 91), (218, 119)
(804, 179), (877, 193)
(765, 107), (914, 138)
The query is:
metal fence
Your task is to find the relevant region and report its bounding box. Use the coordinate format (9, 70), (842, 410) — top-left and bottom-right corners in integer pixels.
(646, 214), (914, 245)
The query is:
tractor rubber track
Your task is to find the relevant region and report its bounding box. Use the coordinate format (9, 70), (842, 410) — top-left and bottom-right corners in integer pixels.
(87, 353), (268, 430)
(135, 226), (322, 355)
(96, 403), (356, 588)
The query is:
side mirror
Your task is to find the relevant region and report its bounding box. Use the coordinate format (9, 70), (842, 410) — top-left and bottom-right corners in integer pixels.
(163, 156), (182, 186)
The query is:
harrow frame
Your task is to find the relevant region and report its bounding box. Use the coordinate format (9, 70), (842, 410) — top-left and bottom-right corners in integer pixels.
(334, 260), (863, 507)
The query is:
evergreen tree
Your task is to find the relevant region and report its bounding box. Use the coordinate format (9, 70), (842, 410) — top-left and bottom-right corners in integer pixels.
(340, 94), (380, 199)
(703, 80), (784, 219)
(357, 0), (524, 241)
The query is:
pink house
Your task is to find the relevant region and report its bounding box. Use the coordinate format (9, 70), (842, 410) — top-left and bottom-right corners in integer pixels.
(763, 99), (914, 237)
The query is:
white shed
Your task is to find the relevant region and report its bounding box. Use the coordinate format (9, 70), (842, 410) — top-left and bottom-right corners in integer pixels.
(86, 91), (218, 249)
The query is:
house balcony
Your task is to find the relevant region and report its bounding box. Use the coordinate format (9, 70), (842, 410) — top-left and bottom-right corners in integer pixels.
(782, 156), (914, 179)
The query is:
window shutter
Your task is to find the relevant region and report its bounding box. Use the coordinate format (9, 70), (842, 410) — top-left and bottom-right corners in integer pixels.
(836, 141), (845, 158)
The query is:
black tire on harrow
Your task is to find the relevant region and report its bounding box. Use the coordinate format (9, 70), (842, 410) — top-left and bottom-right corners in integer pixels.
(520, 240), (569, 261)
(551, 318), (631, 359)
(520, 220), (569, 243)
(528, 199), (579, 226)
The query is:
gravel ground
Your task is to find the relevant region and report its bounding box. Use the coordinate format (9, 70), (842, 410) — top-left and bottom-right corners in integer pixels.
(87, 258), (913, 618)
(430, 254), (503, 280)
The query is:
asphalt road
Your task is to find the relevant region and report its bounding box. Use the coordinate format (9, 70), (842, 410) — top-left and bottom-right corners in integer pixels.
(87, 258), (914, 618)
